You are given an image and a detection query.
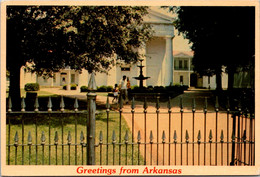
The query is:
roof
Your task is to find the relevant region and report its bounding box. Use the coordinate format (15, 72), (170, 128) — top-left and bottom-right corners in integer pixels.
(143, 7), (174, 24)
(173, 51), (194, 58)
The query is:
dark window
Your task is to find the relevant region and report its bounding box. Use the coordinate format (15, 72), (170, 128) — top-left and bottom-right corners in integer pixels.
(179, 60), (183, 69)
(71, 74), (75, 83)
(180, 75), (183, 83)
(121, 67), (130, 71)
(184, 60), (188, 69)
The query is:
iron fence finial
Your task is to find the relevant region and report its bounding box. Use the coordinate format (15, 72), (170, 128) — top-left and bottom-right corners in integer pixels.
(41, 131), (46, 145)
(173, 130), (177, 143)
(21, 97), (26, 112)
(220, 130), (224, 143)
(149, 131), (153, 143)
(48, 97), (52, 112)
(99, 131), (103, 144)
(74, 98), (79, 112)
(60, 96), (65, 112)
(8, 96), (12, 113)
(137, 130), (141, 143)
(209, 130), (213, 143)
(185, 130), (189, 143)
(14, 131), (19, 146)
(54, 131), (59, 145)
(80, 131), (85, 145)
(162, 131), (166, 143)
(112, 130), (116, 143)
(34, 97), (39, 112)
(192, 98), (196, 112)
(28, 131), (32, 145)
(88, 72), (97, 91)
(197, 130), (201, 143)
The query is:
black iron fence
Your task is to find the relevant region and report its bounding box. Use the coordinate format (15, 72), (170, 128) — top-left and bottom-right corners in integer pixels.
(6, 93), (255, 166)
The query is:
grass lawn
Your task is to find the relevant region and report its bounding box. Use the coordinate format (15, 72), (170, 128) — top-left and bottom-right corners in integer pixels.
(7, 111), (143, 165)
(6, 89), (57, 97)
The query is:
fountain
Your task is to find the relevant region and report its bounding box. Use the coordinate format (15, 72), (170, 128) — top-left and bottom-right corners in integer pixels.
(133, 59), (150, 88)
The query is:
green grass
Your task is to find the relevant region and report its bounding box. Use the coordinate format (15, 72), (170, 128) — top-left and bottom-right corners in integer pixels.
(6, 89), (57, 97)
(6, 111), (144, 165)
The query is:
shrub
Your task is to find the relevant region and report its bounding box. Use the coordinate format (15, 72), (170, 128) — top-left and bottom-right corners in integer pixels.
(154, 86), (165, 93)
(106, 86), (113, 92)
(63, 84), (77, 90)
(80, 86), (88, 92)
(97, 85), (107, 92)
(131, 85), (139, 90)
(63, 85), (67, 90)
(71, 84), (77, 90)
(24, 83), (40, 91)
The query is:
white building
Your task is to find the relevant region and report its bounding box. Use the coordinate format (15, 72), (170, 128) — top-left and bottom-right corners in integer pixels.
(17, 7), (228, 90)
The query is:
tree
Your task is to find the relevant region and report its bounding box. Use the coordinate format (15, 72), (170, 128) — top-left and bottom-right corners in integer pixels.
(168, 6), (255, 91)
(7, 6), (152, 110)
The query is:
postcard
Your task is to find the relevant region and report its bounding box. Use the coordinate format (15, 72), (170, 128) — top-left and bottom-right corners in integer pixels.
(1, 0), (259, 176)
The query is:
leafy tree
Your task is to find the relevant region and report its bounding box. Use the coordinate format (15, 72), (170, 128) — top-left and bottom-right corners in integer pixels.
(7, 6), (152, 110)
(168, 6), (255, 91)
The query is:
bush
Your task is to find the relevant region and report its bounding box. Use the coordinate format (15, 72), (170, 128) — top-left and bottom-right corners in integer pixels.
(63, 85), (67, 90)
(24, 83), (40, 91)
(131, 85), (139, 90)
(63, 84), (77, 90)
(80, 86), (88, 92)
(154, 86), (165, 93)
(71, 84), (77, 90)
(106, 86), (113, 92)
(96, 85), (113, 92)
(97, 85), (107, 92)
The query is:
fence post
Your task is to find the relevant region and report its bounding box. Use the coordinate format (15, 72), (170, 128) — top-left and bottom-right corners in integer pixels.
(87, 73), (97, 165)
(230, 113), (236, 165)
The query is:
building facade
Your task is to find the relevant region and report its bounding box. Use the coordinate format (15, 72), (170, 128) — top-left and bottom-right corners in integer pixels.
(17, 7), (228, 90)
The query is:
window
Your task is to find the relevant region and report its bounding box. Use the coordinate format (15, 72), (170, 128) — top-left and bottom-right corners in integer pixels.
(184, 60), (188, 69)
(121, 64), (131, 71)
(121, 67), (130, 71)
(180, 75), (183, 83)
(179, 60), (183, 69)
(71, 74), (75, 83)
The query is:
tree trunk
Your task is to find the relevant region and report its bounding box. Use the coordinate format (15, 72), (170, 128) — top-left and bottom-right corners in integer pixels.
(9, 65), (22, 111)
(216, 68), (222, 92)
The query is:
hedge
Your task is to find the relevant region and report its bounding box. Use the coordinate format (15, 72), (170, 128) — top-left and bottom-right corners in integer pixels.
(80, 86), (88, 92)
(63, 84), (78, 90)
(24, 83), (40, 91)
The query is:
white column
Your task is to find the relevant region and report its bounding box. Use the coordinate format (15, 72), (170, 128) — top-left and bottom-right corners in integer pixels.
(67, 69), (71, 90)
(188, 57), (191, 87)
(164, 36), (174, 86)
